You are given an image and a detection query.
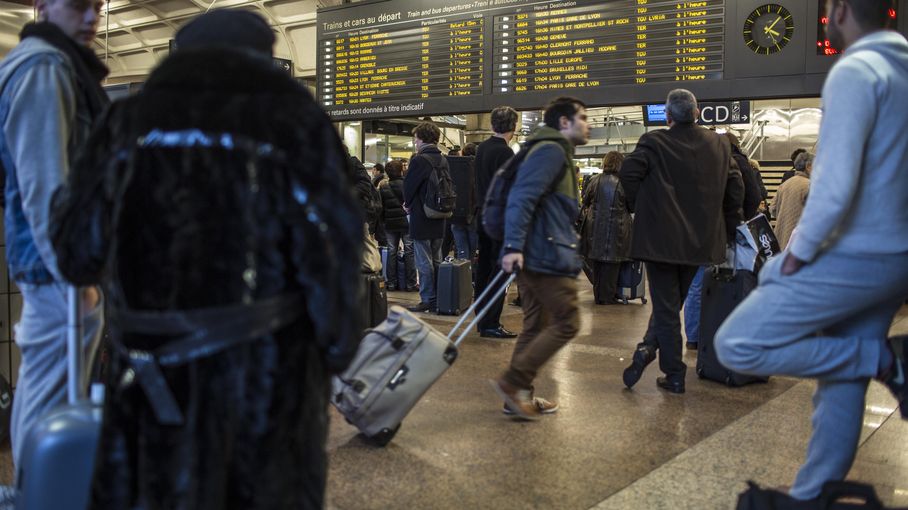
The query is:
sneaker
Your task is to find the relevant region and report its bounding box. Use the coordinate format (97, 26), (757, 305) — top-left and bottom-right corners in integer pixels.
(503, 396), (558, 415)
(488, 379), (539, 421)
(881, 335), (907, 419)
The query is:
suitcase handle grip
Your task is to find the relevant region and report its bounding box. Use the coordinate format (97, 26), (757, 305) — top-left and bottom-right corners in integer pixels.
(66, 285), (84, 405)
(448, 269), (517, 347)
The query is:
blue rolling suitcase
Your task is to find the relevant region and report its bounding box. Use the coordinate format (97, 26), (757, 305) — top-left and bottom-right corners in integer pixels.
(617, 260), (647, 304)
(16, 286), (101, 510)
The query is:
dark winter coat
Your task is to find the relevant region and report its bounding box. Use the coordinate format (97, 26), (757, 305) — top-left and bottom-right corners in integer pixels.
(351, 156), (382, 234)
(579, 170), (632, 262)
(404, 144), (447, 240)
(49, 47), (364, 510)
(620, 123), (744, 266)
(504, 126), (581, 277)
(380, 176), (409, 233)
(731, 145), (765, 220)
(475, 135), (514, 212)
(447, 155), (476, 226)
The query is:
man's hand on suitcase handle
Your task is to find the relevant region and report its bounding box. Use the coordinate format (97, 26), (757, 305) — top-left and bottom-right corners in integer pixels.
(501, 253), (523, 274)
(82, 286), (101, 312)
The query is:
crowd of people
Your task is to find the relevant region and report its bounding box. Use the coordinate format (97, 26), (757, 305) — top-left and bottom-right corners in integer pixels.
(0, 0), (906, 508)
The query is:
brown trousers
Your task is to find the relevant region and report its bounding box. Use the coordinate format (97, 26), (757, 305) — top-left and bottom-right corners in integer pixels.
(503, 270), (580, 389)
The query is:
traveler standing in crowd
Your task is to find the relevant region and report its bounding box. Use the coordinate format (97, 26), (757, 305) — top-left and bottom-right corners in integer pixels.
(49, 10), (364, 508)
(771, 151), (813, 250)
(780, 147), (808, 185)
(718, 3), (908, 500)
(620, 89), (743, 395)
(448, 147), (478, 261)
(0, 0), (107, 467)
(490, 96), (589, 420)
(474, 107), (519, 339)
(404, 121), (449, 313)
(462, 142), (477, 157)
(371, 162), (387, 188)
(578, 151), (632, 305)
(381, 160), (417, 291)
(683, 132), (764, 349)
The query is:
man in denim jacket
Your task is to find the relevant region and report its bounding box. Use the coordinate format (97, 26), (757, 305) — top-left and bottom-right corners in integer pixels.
(0, 0), (107, 466)
(490, 96), (589, 420)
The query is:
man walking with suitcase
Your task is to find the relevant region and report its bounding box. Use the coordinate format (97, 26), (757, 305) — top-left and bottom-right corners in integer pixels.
(619, 89), (743, 395)
(716, 0), (908, 501)
(490, 97), (589, 420)
(0, 0), (107, 467)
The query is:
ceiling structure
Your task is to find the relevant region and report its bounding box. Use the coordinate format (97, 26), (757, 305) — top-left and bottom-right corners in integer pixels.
(0, 0), (344, 83)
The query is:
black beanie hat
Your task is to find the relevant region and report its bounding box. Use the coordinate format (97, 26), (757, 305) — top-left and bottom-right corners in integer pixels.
(174, 9), (275, 56)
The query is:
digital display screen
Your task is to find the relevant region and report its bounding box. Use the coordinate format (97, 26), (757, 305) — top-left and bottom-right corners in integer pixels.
(817, 1), (897, 55)
(644, 104), (666, 124)
(317, 0), (726, 118)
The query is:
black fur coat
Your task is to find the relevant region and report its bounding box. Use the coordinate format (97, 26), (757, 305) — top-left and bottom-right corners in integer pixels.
(50, 48), (364, 509)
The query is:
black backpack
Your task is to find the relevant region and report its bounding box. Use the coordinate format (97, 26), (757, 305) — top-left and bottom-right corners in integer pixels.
(421, 155), (456, 219)
(482, 140), (565, 241)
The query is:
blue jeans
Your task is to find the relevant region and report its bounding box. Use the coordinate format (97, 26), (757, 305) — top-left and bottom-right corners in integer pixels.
(385, 230), (417, 289)
(12, 283), (103, 468)
(450, 223), (478, 260)
(683, 267), (705, 344)
(413, 238), (442, 305)
(715, 250), (908, 499)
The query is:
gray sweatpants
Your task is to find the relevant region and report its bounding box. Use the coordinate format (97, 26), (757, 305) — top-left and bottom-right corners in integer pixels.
(11, 282), (102, 469)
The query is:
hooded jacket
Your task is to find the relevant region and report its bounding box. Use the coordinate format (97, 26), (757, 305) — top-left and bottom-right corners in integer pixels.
(504, 126), (581, 276)
(788, 31), (908, 262)
(620, 123), (744, 266)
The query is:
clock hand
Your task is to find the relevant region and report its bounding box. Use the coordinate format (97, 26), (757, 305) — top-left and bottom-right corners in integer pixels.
(766, 15), (781, 32)
(765, 28), (780, 37)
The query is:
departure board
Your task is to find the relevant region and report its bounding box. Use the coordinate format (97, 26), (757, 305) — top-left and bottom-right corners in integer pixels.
(494, 1), (724, 93)
(316, 0), (908, 120)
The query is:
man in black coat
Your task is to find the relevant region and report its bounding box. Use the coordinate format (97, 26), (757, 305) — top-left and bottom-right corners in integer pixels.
(404, 121), (449, 312)
(620, 89), (744, 394)
(473, 107), (520, 338)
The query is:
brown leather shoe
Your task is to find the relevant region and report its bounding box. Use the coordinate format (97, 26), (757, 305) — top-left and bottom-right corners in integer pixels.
(489, 379), (539, 421)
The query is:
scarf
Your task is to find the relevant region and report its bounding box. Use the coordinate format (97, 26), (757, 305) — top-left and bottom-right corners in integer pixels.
(20, 22), (109, 118)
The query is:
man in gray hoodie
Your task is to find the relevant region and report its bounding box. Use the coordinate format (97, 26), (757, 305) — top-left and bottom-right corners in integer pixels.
(716, 0), (908, 500)
(0, 0), (107, 466)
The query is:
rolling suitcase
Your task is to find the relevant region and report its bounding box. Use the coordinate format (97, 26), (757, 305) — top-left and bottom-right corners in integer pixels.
(696, 268), (768, 386)
(617, 260), (647, 304)
(332, 270), (516, 446)
(17, 286), (101, 510)
(436, 258), (472, 315)
(361, 272), (388, 329)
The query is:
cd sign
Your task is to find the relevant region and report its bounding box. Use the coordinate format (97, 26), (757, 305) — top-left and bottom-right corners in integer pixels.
(642, 101), (750, 126)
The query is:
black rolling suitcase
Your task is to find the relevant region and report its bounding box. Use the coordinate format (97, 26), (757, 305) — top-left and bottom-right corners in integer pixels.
(17, 286), (101, 510)
(436, 258), (472, 315)
(333, 270), (515, 446)
(362, 272), (388, 329)
(697, 268), (768, 386)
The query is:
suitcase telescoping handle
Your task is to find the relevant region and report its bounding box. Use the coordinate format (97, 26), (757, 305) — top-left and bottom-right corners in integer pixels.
(449, 269), (518, 347)
(66, 285), (84, 405)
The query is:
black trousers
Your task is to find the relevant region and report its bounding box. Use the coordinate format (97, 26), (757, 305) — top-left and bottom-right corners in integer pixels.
(475, 229), (506, 331)
(641, 261), (700, 381)
(592, 261), (621, 304)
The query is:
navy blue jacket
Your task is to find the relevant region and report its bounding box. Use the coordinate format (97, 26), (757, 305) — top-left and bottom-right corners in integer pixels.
(503, 127), (581, 277)
(403, 145), (447, 240)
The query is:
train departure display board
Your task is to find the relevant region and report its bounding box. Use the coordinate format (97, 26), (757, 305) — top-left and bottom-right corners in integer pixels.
(317, 0), (908, 120)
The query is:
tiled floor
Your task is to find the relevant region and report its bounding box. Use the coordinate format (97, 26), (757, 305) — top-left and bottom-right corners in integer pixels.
(0, 278), (904, 510)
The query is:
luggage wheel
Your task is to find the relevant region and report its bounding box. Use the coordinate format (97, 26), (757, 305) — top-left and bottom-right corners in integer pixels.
(369, 424), (401, 447)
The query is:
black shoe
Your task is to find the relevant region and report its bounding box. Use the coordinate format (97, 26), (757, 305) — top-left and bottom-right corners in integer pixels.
(686, 342), (698, 351)
(657, 376), (685, 394)
(882, 335), (907, 419)
(406, 286), (419, 292)
(623, 345), (656, 389)
(480, 327), (517, 339)
(386, 284), (397, 292)
(407, 302), (433, 313)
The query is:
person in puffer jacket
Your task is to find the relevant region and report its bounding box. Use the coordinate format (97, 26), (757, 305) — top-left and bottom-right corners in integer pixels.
(380, 160), (417, 291)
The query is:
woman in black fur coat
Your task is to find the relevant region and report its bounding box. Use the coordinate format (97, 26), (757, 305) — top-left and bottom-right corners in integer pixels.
(49, 11), (363, 509)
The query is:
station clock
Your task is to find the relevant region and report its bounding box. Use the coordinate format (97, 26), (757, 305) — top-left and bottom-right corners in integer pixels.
(744, 4), (795, 55)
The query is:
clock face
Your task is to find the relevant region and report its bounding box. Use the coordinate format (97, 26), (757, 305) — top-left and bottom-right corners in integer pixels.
(744, 4), (795, 55)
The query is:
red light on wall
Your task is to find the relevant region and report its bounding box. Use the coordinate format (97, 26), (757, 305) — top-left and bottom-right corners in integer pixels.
(890, 8), (897, 19)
